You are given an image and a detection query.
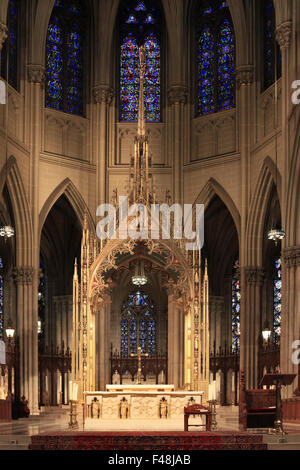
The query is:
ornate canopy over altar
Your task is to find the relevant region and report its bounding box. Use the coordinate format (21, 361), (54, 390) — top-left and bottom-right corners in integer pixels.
(71, 44), (210, 408)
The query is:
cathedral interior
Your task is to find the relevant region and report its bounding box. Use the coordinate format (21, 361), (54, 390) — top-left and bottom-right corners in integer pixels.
(0, 0), (300, 436)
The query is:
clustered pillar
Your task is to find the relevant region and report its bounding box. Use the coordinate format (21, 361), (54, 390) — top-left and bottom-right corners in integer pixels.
(281, 247), (300, 398)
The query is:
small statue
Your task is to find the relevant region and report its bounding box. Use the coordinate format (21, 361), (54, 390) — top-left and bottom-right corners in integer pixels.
(159, 397), (168, 419)
(120, 397), (129, 419)
(188, 397), (195, 407)
(165, 190), (172, 205)
(188, 397), (196, 418)
(91, 397), (101, 419)
(111, 188), (118, 207)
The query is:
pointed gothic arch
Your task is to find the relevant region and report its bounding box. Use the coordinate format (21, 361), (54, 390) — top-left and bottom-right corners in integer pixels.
(38, 178), (94, 241)
(0, 156), (33, 266)
(246, 157), (282, 266)
(285, 109), (300, 247)
(117, 0), (164, 123)
(193, 177), (241, 245)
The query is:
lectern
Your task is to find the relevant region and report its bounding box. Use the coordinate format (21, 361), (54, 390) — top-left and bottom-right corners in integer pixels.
(260, 373), (296, 434)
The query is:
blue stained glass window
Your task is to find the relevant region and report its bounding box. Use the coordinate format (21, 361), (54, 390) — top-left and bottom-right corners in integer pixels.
(198, 27), (215, 115)
(263, 0), (281, 91)
(197, 1), (235, 116)
(121, 319), (129, 356)
(232, 259), (241, 353)
(0, 258), (4, 339)
(217, 19), (235, 111)
(46, 0), (85, 116)
(135, 2), (147, 12)
(120, 1), (161, 122)
(273, 257), (281, 341)
(121, 289), (156, 357)
(1, 0), (20, 90)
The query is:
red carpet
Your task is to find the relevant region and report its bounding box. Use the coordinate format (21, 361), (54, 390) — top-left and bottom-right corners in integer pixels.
(29, 431), (267, 450)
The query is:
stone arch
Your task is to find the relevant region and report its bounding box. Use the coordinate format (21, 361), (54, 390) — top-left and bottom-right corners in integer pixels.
(246, 157), (282, 267)
(0, 156), (33, 266)
(285, 109), (300, 247)
(193, 177), (241, 245)
(88, 236), (193, 303)
(95, 0), (120, 85)
(38, 178), (94, 241)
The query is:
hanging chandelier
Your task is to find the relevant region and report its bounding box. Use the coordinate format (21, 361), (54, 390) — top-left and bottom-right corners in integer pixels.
(0, 225), (15, 240)
(132, 260), (148, 286)
(267, 227), (286, 245)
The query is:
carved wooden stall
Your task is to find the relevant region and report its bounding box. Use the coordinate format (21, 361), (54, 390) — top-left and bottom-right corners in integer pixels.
(38, 343), (71, 406)
(210, 342), (239, 405)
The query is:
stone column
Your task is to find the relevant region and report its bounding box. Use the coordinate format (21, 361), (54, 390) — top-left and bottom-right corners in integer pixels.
(26, 64), (45, 414)
(209, 296), (224, 352)
(244, 268), (265, 388)
(236, 65), (254, 387)
(167, 285), (184, 389)
(97, 295), (111, 391)
(223, 275), (233, 349)
(275, 22), (292, 231)
(179, 306), (185, 387)
(167, 86), (188, 205)
(282, 247), (300, 397)
(167, 293), (174, 386)
(55, 298), (62, 349)
(93, 85), (114, 207)
(13, 267), (39, 413)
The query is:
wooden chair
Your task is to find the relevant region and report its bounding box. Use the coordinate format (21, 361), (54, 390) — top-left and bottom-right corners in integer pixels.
(184, 404), (211, 432)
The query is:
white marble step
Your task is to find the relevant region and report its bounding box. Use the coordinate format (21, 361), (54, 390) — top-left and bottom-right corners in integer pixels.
(0, 444), (29, 450)
(268, 443), (300, 450)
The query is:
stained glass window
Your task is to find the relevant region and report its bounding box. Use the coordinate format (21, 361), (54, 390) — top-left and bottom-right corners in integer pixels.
(121, 290), (156, 356)
(197, 0), (235, 116)
(119, 0), (161, 122)
(46, 0), (85, 116)
(263, 0), (282, 91)
(232, 259), (241, 353)
(273, 257), (281, 341)
(1, 0), (20, 90)
(0, 258), (4, 339)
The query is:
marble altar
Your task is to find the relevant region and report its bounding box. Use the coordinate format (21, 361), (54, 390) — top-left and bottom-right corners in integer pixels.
(84, 386), (204, 420)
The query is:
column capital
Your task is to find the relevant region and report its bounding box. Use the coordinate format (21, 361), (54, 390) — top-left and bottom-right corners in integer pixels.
(236, 65), (254, 88)
(12, 267), (34, 285)
(245, 267), (265, 285)
(0, 23), (8, 52)
(93, 84), (114, 105)
(26, 64), (45, 85)
(167, 85), (188, 105)
(282, 246), (300, 268)
(276, 21), (292, 50)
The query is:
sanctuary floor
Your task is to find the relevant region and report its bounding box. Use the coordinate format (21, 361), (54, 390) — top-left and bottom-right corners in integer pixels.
(0, 406), (300, 450)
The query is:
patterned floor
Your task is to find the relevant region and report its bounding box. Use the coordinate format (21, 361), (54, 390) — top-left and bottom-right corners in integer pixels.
(0, 406), (300, 449)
